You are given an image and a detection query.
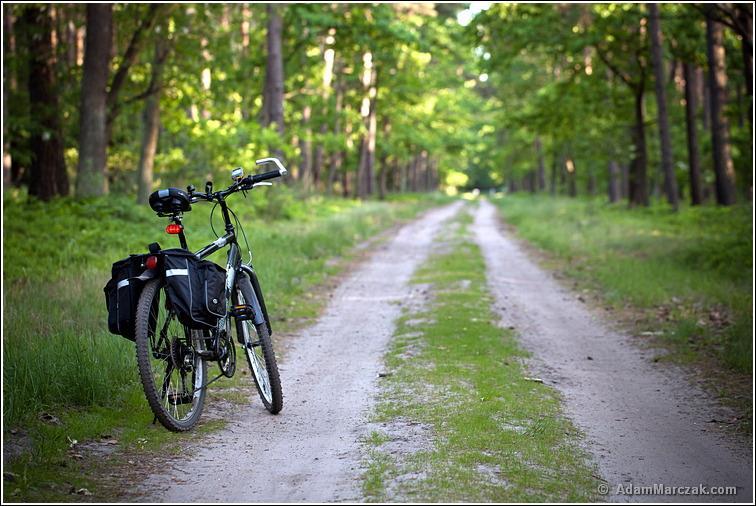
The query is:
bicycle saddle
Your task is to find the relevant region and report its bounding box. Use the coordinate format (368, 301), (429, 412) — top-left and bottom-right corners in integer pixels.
(148, 187), (192, 215)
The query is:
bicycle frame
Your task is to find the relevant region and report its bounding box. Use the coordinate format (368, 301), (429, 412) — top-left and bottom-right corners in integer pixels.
(171, 192), (271, 334)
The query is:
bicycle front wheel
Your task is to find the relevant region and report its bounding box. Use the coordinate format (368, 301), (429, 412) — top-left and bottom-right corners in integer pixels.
(234, 273), (283, 414)
(134, 278), (207, 431)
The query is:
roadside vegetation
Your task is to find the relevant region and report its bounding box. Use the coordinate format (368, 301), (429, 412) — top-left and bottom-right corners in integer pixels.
(363, 207), (598, 502)
(2, 188), (445, 501)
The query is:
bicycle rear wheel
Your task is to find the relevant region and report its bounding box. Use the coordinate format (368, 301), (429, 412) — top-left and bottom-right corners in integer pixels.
(234, 273), (283, 414)
(135, 278), (207, 431)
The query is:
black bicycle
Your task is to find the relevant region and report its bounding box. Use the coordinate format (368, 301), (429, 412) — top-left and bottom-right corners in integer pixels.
(134, 158), (287, 431)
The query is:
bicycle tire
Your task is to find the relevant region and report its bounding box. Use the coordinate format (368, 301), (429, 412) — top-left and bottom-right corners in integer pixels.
(234, 273), (283, 414)
(135, 278), (207, 431)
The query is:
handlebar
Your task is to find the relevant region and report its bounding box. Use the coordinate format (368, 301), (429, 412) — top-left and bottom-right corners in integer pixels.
(189, 157), (288, 204)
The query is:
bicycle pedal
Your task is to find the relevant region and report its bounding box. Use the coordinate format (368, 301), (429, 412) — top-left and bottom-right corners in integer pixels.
(230, 304), (255, 321)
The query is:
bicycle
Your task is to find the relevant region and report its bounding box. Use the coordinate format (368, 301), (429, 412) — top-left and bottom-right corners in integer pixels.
(134, 158), (287, 431)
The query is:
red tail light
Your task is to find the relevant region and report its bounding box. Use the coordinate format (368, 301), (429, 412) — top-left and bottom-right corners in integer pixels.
(145, 255), (158, 270)
(165, 224), (183, 234)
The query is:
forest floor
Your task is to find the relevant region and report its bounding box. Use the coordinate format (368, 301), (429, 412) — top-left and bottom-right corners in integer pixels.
(99, 198), (749, 502)
(4, 196), (752, 502)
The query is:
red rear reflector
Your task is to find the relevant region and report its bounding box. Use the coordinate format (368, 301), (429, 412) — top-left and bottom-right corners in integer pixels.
(166, 224), (183, 234)
(145, 255), (158, 270)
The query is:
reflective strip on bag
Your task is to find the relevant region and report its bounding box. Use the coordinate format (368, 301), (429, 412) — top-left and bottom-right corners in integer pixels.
(166, 269), (189, 277)
(117, 279), (130, 289)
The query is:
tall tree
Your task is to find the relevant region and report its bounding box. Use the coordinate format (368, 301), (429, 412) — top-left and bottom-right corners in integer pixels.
(105, 4), (161, 145)
(592, 9), (650, 207)
(648, 4), (679, 210)
(76, 4), (112, 197)
(261, 4), (285, 158)
(136, 36), (170, 204)
(357, 51), (377, 198)
(3, 8), (13, 188)
(705, 17), (736, 205)
(22, 5), (68, 200)
(682, 63), (704, 205)
(698, 3), (752, 134)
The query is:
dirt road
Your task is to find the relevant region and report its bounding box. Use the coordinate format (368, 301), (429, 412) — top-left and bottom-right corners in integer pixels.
(472, 199), (752, 503)
(136, 202), (463, 502)
(130, 199), (750, 502)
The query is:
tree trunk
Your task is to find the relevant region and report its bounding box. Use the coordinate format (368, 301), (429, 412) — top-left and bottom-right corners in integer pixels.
(3, 10), (13, 188)
(608, 161), (621, 203)
(76, 4), (112, 198)
(549, 148), (558, 196)
(357, 52), (377, 198)
(683, 62), (703, 206)
(534, 136), (546, 191)
(261, 4), (285, 158)
(23, 5), (68, 200)
(706, 17), (736, 205)
(378, 153), (387, 200)
(136, 38), (169, 204)
(701, 66), (711, 130)
(736, 4), (752, 135)
(566, 158), (577, 197)
(648, 4), (679, 210)
(298, 105), (312, 190)
(629, 91), (649, 206)
(325, 70), (344, 194)
(586, 165), (596, 196)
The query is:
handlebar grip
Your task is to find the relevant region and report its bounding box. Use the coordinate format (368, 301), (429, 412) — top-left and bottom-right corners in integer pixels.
(255, 157), (288, 176)
(251, 169), (285, 184)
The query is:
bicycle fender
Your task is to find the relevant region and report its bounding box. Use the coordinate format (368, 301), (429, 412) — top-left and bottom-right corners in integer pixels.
(239, 265), (271, 335)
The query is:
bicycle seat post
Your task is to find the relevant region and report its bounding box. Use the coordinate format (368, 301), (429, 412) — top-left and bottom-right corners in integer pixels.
(171, 213), (189, 250)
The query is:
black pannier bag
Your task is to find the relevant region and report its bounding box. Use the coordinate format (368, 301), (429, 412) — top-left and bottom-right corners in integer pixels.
(104, 254), (148, 341)
(161, 248), (226, 329)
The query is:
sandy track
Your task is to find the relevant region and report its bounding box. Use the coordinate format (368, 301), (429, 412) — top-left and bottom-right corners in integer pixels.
(473, 199), (752, 503)
(137, 202), (462, 502)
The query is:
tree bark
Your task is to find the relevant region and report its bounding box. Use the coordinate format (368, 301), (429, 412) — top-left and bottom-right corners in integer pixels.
(261, 3), (285, 156)
(136, 38), (169, 205)
(683, 62), (704, 206)
(76, 4), (112, 198)
(629, 91), (649, 206)
(23, 5), (69, 200)
(648, 4), (679, 210)
(705, 17), (736, 205)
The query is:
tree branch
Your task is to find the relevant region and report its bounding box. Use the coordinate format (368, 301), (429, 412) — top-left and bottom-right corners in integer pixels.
(594, 45), (634, 88)
(106, 4), (162, 126)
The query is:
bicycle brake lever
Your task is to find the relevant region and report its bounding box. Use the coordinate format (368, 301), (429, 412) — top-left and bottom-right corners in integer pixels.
(252, 182), (273, 188)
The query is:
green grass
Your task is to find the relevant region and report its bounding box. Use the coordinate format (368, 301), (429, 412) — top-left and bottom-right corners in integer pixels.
(490, 194), (752, 374)
(363, 206), (599, 502)
(2, 187), (449, 501)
